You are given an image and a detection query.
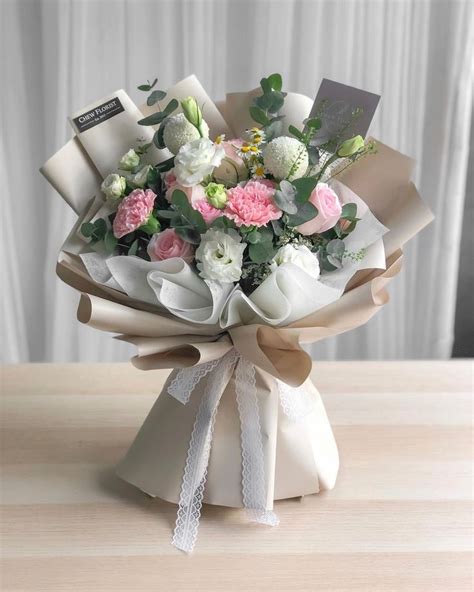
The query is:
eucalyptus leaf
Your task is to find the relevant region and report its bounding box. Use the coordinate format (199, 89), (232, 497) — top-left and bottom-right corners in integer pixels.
(171, 190), (206, 233)
(249, 241), (276, 263)
(264, 119), (284, 141)
(246, 230), (261, 244)
(326, 254), (342, 268)
(326, 238), (345, 258)
(157, 209), (178, 219)
(249, 106), (270, 126)
(147, 89), (167, 106)
(80, 222), (94, 238)
(128, 240), (139, 257)
(341, 202), (358, 220)
(175, 227), (201, 245)
(286, 201), (318, 226)
(163, 98), (179, 114)
(138, 111), (167, 126)
(104, 231), (118, 254)
(292, 177), (318, 203)
(153, 122), (167, 149)
(156, 157), (175, 172)
(273, 189), (297, 214)
(137, 78), (157, 92)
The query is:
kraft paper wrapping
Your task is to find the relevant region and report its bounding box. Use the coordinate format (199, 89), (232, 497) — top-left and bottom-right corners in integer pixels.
(41, 76), (434, 509)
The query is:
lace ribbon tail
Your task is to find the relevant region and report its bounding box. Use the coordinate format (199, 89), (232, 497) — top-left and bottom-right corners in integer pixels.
(235, 357), (279, 527)
(168, 357), (221, 404)
(172, 350), (239, 553)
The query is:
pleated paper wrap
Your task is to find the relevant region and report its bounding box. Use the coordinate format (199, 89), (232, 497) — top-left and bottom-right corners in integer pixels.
(41, 76), (433, 551)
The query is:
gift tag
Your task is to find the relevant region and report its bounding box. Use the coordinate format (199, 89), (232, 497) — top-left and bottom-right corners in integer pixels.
(309, 78), (380, 149)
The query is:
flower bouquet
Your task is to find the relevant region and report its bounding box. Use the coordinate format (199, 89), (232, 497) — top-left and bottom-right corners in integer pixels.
(41, 73), (433, 553)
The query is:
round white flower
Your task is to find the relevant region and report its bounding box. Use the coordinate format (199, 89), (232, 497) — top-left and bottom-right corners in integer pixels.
(101, 173), (126, 201)
(163, 113), (209, 155)
(196, 228), (246, 283)
(118, 149), (140, 171)
(270, 244), (320, 279)
(263, 136), (309, 181)
(174, 137), (225, 187)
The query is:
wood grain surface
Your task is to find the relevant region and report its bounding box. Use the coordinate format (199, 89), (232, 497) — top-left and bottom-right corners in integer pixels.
(1, 361), (472, 591)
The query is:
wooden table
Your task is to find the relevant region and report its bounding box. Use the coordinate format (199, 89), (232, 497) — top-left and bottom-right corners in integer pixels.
(1, 361), (472, 591)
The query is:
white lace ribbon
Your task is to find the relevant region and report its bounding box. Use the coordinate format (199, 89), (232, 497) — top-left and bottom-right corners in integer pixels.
(167, 349), (312, 552)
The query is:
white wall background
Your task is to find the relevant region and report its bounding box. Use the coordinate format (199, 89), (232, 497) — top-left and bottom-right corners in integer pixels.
(1, 0), (472, 363)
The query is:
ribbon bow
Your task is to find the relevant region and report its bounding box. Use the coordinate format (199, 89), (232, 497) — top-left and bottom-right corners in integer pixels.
(167, 342), (315, 553)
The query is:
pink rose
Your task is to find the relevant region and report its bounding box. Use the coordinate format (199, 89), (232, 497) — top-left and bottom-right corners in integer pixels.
(166, 183), (206, 205)
(192, 199), (222, 224)
(224, 180), (282, 227)
(147, 228), (194, 263)
(163, 170), (177, 189)
(113, 188), (156, 239)
(213, 140), (248, 185)
(296, 183), (342, 235)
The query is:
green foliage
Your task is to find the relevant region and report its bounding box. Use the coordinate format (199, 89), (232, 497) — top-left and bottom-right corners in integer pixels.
(171, 189), (207, 236)
(341, 202), (358, 221)
(285, 202), (318, 227)
(249, 72), (287, 141)
(137, 78), (158, 92)
(80, 218), (107, 242)
(139, 214), (160, 235)
(104, 230), (118, 254)
(146, 90), (167, 106)
(292, 177), (318, 203)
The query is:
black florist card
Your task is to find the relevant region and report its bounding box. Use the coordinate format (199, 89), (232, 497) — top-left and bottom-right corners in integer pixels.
(309, 78), (381, 149)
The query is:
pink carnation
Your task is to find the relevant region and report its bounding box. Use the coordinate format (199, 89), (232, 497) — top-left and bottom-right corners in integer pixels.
(224, 180), (281, 227)
(113, 188), (156, 239)
(193, 199), (222, 224)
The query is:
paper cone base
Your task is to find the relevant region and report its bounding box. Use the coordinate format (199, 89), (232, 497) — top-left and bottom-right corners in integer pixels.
(116, 368), (339, 510)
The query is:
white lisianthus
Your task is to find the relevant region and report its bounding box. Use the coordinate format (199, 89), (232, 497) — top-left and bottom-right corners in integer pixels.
(174, 137), (225, 187)
(101, 173), (126, 201)
(196, 228), (246, 283)
(118, 149), (140, 171)
(124, 164), (151, 188)
(263, 136), (309, 181)
(163, 113), (210, 155)
(270, 244), (320, 279)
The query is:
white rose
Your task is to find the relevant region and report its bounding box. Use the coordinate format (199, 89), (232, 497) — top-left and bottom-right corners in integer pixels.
(101, 173), (126, 201)
(124, 164), (151, 188)
(174, 138), (225, 187)
(118, 149), (140, 171)
(196, 228), (246, 283)
(270, 244), (320, 279)
(163, 113), (209, 155)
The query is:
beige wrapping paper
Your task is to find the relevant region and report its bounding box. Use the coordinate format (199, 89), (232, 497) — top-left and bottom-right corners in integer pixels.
(41, 75), (434, 511)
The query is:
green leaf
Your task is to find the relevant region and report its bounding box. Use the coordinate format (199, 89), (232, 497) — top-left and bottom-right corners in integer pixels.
(163, 98), (179, 114)
(210, 216), (236, 230)
(307, 145), (319, 166)
(137, 111), (167, 126)
(104, 231), (118, 254)
(153, 122), (167, 149)
(81, 222), (95, 238)
(292, 177), (318, 203)
(286, 202), (318, 226)
(268, 91), (284, 113)
(326, 238), (345, 258)
(341, 202), (358, 220)
(157, 209), (178, 219)
(249, 105), (271, 126)
(254, 93), (274, 111)
(171, 190), (207, 233)
(137, 78), (157, 92)
(267, 73), (283, 91)
(175, 227), (201, 244)
(305, 117), (322, 130)
(249, 241), (276, 263)
(128, 239), (139, 256)
(156, 157), (175, 172)
(260, 77), (272, 94)
(246, 230), (261, 244)
(264, 118), (283, 141)
(147, 90), (166, 106)
(146, 166), (160, 190)
(288, 125), (304, 140)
